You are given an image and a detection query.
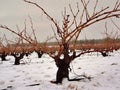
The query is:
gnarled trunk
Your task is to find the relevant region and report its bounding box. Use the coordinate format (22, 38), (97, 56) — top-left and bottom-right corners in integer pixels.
(101, 51), (108, 57)
(55, 59), (70, 83)
(14, 57), (20, 65)
(36, 51), (43, 58)
(52, 43), (71, 84)
(0, 52), (7, 61)
(12, 53), (25, 65)
(56, 43), (71, 83)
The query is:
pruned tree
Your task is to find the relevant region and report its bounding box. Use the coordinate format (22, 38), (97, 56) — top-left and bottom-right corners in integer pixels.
(23, 0), (120, 83)
(0, 34), (10, 61)
(0, 0), (120, 83)
(100, 20), (120, 57)
(0, 17), (44, 64)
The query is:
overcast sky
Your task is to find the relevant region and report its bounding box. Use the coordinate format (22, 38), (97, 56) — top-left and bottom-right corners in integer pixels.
(0, 0), (120, 42)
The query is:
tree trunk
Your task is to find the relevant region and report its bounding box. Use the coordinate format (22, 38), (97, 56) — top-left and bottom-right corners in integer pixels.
(14, 57), (20, 65)
(1, 54), (7, 61)
(53, 59), (70, 84)
(0, 52), (7, 61)
(36, 51), (43, 58)
(101, 51), (108, 57)
(51, 43), (72, 84)
(12, 53), (25, 65)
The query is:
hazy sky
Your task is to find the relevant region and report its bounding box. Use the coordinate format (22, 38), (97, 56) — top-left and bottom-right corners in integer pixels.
(0, 0), (120, 42)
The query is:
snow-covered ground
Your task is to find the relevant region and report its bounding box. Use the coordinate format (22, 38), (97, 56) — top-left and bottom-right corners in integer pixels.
(0, 50), (120, 90)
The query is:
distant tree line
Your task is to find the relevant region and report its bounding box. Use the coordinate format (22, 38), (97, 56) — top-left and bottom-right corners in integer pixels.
(43, 38), (120, 46)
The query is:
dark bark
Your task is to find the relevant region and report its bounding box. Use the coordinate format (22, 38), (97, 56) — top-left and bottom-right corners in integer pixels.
(52, 59), (70, 84)
(51, 44), (80, 84)
(14, 57), (20, 65)
(25, 53), (29, 57)
(36, 51), (43, 58)
(51, 44), (71, 84)
(12, 53), (25, 65)
(101, 51), (108, 57)
(0, 52), (7, 61)
(56, 60), (70, 83)
(25, 52), (31, 56)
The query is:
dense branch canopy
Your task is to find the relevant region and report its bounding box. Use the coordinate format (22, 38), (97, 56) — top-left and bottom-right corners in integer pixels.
(23, 0), (120, 58)
(0, 0), (120, 60)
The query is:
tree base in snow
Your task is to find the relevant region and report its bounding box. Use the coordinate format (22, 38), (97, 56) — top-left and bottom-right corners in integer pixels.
(50, 75), (92, 84)
(50, 80), (62, 84)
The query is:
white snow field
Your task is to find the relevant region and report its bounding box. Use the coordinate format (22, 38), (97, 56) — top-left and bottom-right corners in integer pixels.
(0, 50), (120, 90)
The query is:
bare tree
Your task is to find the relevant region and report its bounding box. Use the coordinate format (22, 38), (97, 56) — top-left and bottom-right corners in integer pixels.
(0, 0), (120, 83)
(23, 0), (120, 83)
(0, 35), (9, 63)
(0, 17), (44, 64)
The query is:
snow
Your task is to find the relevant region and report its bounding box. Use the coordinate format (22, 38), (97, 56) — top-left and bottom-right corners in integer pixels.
(0, 50), (120, 90)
